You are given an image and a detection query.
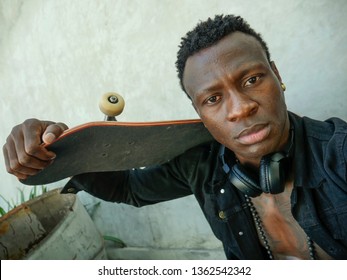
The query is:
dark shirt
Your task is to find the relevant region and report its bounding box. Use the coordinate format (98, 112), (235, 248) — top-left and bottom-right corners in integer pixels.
(63, 112), (347, 259)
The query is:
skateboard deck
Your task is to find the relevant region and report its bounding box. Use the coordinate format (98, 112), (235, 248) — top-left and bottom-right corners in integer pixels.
(21, 119), (213, 185)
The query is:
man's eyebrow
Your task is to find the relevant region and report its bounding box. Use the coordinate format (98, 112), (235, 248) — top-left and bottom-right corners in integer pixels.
(198, 83), (222, 94)
(234, 61), (268, 78)
(197, 62), (268, 94)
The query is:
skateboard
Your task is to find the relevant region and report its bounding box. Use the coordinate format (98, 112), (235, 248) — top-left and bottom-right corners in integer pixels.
(21, 93), (213, 185)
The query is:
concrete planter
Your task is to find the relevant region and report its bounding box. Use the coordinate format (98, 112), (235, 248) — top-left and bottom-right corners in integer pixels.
(0, 188), (106, 260)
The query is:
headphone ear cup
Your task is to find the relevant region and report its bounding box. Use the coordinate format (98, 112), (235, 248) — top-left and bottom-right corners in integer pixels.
(230, 164), (262, 197)
(259, 153), (286, 194)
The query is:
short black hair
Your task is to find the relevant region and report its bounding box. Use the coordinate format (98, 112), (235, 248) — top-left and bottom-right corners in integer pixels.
(176, 14), (271, 95)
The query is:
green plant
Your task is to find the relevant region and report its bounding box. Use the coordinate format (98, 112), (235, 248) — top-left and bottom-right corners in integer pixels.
(0, 185), (48, 217)
(103, 235), (127, 248)
(83, 200), (126, 248)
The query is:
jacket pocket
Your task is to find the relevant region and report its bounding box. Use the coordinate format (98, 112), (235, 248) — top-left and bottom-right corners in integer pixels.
(319, 203), (347, 240)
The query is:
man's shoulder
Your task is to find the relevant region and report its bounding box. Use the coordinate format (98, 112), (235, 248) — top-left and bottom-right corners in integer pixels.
(290, 111), (347, 141)
(183, 140), (221, 158)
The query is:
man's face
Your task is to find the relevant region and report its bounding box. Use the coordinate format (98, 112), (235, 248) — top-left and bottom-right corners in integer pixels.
(183, 32), (289, 166)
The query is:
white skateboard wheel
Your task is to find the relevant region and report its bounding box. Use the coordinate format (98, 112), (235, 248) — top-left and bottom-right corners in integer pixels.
(99, 92), (125, 117)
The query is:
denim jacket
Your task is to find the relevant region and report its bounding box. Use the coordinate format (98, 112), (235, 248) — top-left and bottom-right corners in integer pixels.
(63, 112), (347, 259)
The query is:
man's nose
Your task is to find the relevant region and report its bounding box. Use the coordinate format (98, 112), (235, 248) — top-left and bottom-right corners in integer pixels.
(225, 91), (258, 122)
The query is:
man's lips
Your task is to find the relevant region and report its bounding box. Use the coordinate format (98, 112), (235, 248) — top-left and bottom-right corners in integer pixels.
(235, 123), (270, 145)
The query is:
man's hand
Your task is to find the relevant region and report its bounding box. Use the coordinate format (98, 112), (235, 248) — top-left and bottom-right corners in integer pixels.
(3, 118), (68, 180)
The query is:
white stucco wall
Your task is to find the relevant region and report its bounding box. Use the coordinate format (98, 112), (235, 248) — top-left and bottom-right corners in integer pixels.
(1, 0), (346, 259)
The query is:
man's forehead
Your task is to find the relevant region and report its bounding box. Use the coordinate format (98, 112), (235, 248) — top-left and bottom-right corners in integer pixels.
(182, 32), (270, 96)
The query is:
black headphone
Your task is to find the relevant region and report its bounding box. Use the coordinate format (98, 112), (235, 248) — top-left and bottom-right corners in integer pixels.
(220, 127), (294, 197)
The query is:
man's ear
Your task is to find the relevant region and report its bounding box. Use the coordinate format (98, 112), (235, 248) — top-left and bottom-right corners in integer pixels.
(270, 61), (283, 83)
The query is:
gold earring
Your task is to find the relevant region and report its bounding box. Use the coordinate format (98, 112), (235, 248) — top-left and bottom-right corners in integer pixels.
(281, 83), (286, 91)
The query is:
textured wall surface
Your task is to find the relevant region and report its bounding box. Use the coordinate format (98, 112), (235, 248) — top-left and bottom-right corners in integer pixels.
(1, 0), (346, 258)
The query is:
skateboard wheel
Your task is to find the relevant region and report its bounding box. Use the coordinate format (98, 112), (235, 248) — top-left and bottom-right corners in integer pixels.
(99, 92), (125, 117)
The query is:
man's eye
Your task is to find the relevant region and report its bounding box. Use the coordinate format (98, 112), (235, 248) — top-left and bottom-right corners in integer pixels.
(205, 95), (220, 104)
(244, 76), (260, 87)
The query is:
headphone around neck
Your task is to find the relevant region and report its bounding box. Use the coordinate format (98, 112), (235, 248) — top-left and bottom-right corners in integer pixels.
(219, 127), (294, 197)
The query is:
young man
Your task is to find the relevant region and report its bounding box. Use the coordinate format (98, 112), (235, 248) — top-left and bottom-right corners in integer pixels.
(3, 15), (347, 259)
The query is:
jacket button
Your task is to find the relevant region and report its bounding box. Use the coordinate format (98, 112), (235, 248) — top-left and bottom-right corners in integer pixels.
(220, 188), (225, 194)
(219, 211), (225, 219)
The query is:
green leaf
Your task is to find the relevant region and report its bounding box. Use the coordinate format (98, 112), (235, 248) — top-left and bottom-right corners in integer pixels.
(103, 235), (126, 248)
(0, 207), (7, 217)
